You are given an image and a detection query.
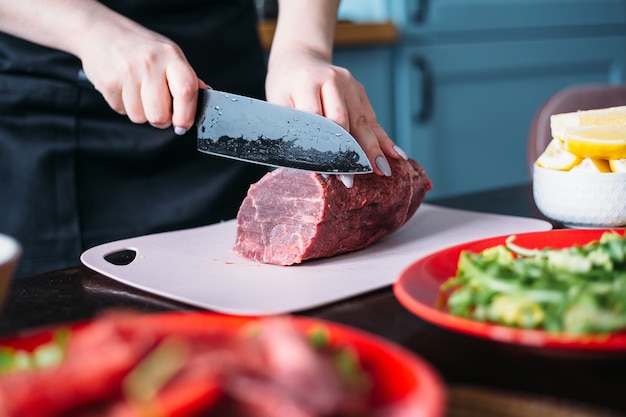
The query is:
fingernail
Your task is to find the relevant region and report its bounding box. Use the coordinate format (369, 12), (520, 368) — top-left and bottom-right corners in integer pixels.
(394, 145), (409, 160)
(339, 174), (354, 188)
(320, 173), (330, 179)
(174, 126), (188, 136)
(376, 156), (392, 177)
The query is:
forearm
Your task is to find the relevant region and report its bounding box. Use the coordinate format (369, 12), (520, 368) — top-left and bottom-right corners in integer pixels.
(269, 0), (340, 67)
(0, 0), (141, 59)
(0, 0), (201, 132)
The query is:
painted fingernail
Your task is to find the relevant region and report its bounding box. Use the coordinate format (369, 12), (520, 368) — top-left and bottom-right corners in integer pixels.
(339, 174), (354, 188)
(174, 126), (188, 136)
(394, 145), (409, 160)
(376, 156), (392, 177)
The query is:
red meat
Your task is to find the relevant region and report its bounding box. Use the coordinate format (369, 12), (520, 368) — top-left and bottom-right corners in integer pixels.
(233, 158), (432, 265)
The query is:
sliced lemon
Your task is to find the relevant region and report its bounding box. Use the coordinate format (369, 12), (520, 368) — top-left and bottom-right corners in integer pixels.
(570, 157), (612, 173)
(578, 105), (626, 126)
(536, 138), (582, 170)
(609, 158), (626, 172)
(550, 112), (578, 142)
(565, 126), (626, 160)
(550, 106), (626, 141)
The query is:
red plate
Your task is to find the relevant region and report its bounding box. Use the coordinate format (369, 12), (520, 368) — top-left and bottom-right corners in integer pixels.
(394, 229), (626, 352)
(0, 312), (446, 416)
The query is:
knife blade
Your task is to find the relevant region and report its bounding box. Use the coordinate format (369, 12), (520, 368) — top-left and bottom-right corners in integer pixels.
(196, 89), (373, 174)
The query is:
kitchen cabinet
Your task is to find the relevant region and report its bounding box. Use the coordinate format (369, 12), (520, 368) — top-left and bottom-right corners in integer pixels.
(387, 0), (626, 199)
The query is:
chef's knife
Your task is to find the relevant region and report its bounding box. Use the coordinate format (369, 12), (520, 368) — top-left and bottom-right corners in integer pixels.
(196, 89), (373, 174)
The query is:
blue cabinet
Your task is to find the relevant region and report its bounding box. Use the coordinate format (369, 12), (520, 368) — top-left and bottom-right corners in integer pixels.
(388, 0), (626, 34)
(377, 0), (626, 199)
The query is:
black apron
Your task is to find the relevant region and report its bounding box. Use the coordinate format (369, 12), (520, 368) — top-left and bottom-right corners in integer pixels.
(0, 0), (268, 278)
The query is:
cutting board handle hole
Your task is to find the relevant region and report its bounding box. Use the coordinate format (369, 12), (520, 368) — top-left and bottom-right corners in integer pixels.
(104, 249), (137, 266)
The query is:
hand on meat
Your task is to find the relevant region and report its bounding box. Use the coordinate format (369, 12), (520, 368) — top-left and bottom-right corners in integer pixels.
(266, 0), (408, 181)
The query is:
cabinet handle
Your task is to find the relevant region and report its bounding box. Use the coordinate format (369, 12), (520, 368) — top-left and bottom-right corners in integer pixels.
(411, 0), (429, 23)
(412, 56), (434, 124)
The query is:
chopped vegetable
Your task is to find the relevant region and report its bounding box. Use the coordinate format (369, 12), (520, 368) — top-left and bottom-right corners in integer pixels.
(0, 328), (69, 375)
(440, 230), (626, 334)
(0, 315), (375, 417)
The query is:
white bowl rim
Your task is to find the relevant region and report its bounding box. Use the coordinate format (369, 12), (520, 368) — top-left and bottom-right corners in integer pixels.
(0, 233), (21, 265)
(533, 162), (626, 177)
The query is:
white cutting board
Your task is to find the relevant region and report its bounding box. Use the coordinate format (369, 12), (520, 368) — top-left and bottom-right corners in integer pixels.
(81, 204), (551, 315)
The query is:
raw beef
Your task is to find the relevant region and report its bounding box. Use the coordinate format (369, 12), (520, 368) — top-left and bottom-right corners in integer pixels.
(233, 158), (432, 265)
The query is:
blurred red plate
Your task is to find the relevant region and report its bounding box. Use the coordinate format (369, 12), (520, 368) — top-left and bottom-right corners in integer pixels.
(394, 229), (626, 352)
(0, 312), (446, 416)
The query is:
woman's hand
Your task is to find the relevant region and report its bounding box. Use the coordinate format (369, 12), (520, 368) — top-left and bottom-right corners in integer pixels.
(78, 12), (204, 134)
(268, 0), (407, 179)
(266, 50), (407, 178)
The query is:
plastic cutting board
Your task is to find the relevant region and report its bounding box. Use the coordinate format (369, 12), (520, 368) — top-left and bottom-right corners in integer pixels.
(81, 204), (552, 315)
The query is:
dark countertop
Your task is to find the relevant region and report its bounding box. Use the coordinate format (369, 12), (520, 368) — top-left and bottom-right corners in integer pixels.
(1, 183), (624, 417)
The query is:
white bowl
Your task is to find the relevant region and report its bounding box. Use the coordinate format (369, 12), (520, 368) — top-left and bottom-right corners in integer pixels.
(533, 163), (626, 228)
(0, 234), (21, 312)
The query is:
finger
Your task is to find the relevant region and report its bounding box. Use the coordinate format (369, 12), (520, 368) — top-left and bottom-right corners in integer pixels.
(101, 90), (126, 116)
(198, 78), (210, 90)
(96, 78), (126, 115)
(266, 88), (293, 107)
(177, 79), (211, 135)
(343, 86), (390, 175)
(319, 80), (349, 131)
(141, 75), (173, 129)
(339, 174), (354, 188)
(352, 118), (392, 176)
(364, 98), (408, 161)
(357, 88), (398, 158)
(287, 80), (323, 115)
(394, 144), (409, 160)
(168, 63), (200, 134)
(318, 72), (389, 176)
(121, 82), (147, 124)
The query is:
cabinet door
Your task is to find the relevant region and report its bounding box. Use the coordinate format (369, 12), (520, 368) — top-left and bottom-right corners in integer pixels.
(394, 36), (626, 199)
(389, 0), (626, 34)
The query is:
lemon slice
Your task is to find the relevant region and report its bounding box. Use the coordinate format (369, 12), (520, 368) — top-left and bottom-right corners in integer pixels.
(570, 157), (612, 173)
(564, 125), (626, 160)
(550, 112), (578, 142)
(578, 105), (626, 126)
(609, 158), (626, 172)
(550, 106), (626, 142)
(535, 138), (582, 170)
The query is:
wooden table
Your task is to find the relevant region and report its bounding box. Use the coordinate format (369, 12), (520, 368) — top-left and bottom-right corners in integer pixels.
(1, 184), (624, 417)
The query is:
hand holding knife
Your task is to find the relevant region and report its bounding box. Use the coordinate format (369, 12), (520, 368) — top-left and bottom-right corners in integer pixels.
(196, 89), (374, 176)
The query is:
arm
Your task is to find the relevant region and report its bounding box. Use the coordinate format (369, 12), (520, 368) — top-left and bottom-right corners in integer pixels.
(267, 0), (407, 176)
(0, 0), (202, 134)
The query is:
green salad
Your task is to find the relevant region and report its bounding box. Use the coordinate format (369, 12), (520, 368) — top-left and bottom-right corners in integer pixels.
(440, 230), (626, 334)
